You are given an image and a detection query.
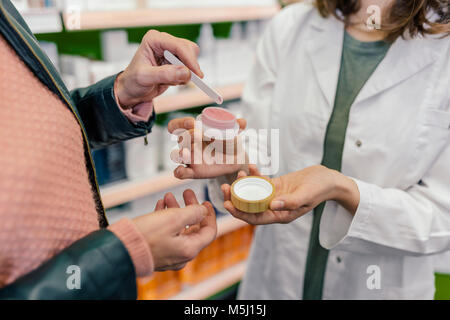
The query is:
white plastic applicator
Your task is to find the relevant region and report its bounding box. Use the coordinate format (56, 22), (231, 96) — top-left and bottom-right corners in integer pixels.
(164, 50), (224, 105)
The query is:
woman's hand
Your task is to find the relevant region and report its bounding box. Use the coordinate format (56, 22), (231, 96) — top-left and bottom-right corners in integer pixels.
(222, 165), (360, 225)
(132, 189), (217, 271)
(167, 117), (248, 180)
(114, 30), (203, 109)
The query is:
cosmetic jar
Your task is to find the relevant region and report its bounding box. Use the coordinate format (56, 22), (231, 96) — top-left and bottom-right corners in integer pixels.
(197, 107), (239, 141)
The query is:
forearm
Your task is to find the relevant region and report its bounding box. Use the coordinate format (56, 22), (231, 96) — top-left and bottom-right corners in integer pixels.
(0, 230), (138, 300)
(320, 177), (450, 256)
(71, 74), (155, 149)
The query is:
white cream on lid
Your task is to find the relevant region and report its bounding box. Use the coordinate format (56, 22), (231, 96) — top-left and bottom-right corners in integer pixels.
(231, 177), (276, 213)
(233, 177), (273, 201)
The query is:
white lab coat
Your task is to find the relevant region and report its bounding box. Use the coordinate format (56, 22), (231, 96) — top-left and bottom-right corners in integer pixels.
(208, 3), (450, 299)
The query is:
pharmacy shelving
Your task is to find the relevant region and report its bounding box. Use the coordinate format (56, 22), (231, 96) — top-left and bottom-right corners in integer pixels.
(170, 261), (247, 300)
(62, 5), (280, 31)
(154, 82), (244, 114)
(20, 8), (63, 34)
(100, 171), (189, 209)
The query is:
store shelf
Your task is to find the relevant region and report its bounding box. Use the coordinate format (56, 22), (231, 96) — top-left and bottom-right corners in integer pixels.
(63, 5), (280, 31)
(100, 171), (190, 209)
(21, 9), (63, 34)
(170, 261), (247, 300)
(154, 83), (244, 114)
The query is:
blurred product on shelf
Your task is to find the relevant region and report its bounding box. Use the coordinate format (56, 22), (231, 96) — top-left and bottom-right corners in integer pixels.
(146, 0), (279, 9)
(197, 24), (217, 86)
(92, 143), (127, 186)
(196, 22), (262, 87)
(215, 22), (252, 86)
(13, 0), (279, 12)
(11, 0), (58, 10)
(52, 21), (266, 92)
(124, 126), (162, 180)
(55, 0), (279, 11)
(58, 0), (139, 11)
(137, 224), (255, 300)
(11, 0), (279, 34)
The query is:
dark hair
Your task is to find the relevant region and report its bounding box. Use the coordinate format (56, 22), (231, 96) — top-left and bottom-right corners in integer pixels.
(315, 0), (449, 42)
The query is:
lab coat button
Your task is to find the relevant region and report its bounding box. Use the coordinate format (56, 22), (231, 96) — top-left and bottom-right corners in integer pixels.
(355, 140), (362, 147)
(336, 256), (342, 263)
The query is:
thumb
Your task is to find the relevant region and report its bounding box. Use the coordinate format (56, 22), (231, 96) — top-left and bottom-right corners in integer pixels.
(270, 189), (307, 211)
(168, 204), (208, 233)
(145, 65), (191, 86)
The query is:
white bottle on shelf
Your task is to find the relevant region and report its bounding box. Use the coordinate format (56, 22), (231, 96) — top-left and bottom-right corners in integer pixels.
(216, 22), (251, 86)
(124, 125), (162, 180)
(101, 30), (130, 62)
(197, 23), (217, 87)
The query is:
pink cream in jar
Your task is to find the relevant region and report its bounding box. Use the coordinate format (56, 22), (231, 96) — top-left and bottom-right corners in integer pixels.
(197, 107), (239, 141)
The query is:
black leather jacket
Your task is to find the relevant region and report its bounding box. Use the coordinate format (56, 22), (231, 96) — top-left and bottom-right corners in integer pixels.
(0, 0), (155, 299)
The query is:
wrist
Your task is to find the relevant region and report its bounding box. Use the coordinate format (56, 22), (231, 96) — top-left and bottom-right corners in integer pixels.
(114, 72), (136, 110)
(330, 170), (360, 215)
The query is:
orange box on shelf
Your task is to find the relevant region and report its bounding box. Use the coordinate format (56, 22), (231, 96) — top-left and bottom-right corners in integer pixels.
(179, 237), (222, 286)
(179, 260), (196, 285)
(138, 270), (182, 300)
(137, 277), (158, 300)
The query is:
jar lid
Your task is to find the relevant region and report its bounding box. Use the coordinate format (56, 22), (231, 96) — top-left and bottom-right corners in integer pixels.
(231, 176), (275, 213)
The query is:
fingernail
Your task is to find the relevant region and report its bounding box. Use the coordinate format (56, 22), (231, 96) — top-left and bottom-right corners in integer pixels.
(184, 119), (193, 129)
(271, 200), (285, 210)
(177, 67), (190, 80)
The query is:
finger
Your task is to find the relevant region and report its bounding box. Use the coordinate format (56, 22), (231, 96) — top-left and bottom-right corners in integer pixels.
(159, 34), (203, 77)
(169, 204), (208, 233)
(174, 165), (196, 180)
(221, 184), (232, 202)
(170, 262), (188, 271)
(199, 202), (217, 231)
(248, 164), (261, 176)
(237, 118), (247, 131)
(223, 201), (253, 224)
(164, 192), (180, 208)
(179, 202), (217, 249)
(156, 262), (187, 272)
(237, 170), (248, 179)
(170, 148), (183, 164)
(270, 190), (307, 211)
(168, 117), (195, 134)
(154, 199), (165, 211)
(178, 130), (193, 149)
(170, 147), (191, 165)
(147, 65), (191, 85)
(181, 148), (191, 164)
(182, 223), (201, 235)
(183, 189), (199, 206)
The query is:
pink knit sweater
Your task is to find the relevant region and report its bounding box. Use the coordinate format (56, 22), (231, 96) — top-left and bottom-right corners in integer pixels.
(0, 35), (154, 288)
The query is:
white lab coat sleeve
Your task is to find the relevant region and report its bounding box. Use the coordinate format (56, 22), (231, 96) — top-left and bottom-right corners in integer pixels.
(207, 10), (285, 211)
(320, 138), (450, 256)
